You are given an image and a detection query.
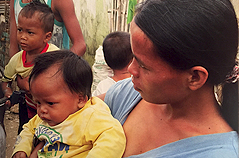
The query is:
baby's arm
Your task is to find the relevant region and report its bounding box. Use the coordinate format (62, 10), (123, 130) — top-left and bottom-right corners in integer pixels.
(12, 151), (27, 158)
(12, 115), (41, 158)
(85, 110), (126, 158)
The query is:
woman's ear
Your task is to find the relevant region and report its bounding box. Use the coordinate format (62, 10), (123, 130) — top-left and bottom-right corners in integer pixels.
(187, 66), (208, 91)
(44, 32), (52, 43)
(77, 95), (88, 109)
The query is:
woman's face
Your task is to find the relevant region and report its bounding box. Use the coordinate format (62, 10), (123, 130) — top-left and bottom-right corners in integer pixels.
(128, 21), (190, 104)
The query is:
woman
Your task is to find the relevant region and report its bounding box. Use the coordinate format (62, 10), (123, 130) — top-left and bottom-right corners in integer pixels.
(103, 0), (239, 157)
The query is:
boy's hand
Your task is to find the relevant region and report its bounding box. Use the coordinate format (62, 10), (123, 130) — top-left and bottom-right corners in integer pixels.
(12, 151), (27, 158)
(16, 75), (30, 94)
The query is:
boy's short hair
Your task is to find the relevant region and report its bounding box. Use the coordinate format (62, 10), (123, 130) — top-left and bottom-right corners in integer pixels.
(29, 50), (93, 99)
(103, 31), (133, 70)
(19, 1), (54, 33)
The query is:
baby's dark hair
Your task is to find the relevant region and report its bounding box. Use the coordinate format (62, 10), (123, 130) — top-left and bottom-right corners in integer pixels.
(19, 1), (54, 33)
(29, 50), (93, 99)
(103, 31), (133, 70)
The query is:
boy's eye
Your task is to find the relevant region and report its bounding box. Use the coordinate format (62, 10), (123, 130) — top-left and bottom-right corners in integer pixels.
(28, 31), (34, 35)
(17, 28), (22, 32)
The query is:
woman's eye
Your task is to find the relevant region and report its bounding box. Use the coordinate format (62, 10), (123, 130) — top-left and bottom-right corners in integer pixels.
(140, 64), (146, 68)
(139, 63), (147, 69)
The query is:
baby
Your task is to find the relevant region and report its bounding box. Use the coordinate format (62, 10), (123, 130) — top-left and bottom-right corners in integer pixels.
(12, 50), (126, 158)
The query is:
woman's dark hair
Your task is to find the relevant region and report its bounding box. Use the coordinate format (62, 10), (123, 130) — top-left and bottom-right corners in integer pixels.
(135, 0), (238, 85)
(29, 50), (93, 99)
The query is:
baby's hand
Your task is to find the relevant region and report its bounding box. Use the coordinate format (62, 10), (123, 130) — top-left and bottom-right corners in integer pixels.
(12, 151), (27, 158)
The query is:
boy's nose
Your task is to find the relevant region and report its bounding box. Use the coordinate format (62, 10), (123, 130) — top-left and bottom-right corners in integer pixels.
(20, 33), (27, 40)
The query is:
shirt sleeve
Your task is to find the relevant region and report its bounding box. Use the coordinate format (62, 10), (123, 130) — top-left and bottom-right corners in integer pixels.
(12, 115), (41, 157)
(1, 52), (21, 82)
(84, 102), (126, 158)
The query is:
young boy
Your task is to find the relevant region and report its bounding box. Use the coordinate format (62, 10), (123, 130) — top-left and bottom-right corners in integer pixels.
(12, 50), (126, 158)
(10, 0), (86, 57)
(1, 2), (59, 133)
(92, 31), (133, 96)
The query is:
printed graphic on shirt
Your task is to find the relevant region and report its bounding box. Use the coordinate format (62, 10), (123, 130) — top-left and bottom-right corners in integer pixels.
(35, 125), (69, 157)
(48, 25), (63, 49)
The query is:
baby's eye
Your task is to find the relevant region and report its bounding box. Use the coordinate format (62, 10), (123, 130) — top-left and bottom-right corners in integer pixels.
(35, 101), (41, 107)
(47, 102), (55, 106)
(17, 28), (22, 32)
(28, 31), (34, 35)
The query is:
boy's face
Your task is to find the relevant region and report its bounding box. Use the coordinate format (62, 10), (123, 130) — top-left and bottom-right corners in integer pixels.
(17, 12), (51, 53)
(30, 64), (82, 126)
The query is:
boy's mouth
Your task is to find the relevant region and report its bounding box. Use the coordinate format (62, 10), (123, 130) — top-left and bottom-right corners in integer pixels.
(20, 43), (27, 47)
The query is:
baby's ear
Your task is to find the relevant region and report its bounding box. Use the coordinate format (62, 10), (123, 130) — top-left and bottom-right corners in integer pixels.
(77, 95), (88, 109)
(187, 66), (208, 91)
(44, 32), (52, 43)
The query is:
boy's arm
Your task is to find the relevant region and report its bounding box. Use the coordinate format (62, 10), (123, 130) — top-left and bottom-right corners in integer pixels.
(53, 0), (86, 56)
(10, 0), (20, 58)
(16, 75), (30, 94)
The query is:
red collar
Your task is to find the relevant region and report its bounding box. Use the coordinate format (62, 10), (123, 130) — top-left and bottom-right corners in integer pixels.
(22, 43), (49, 67)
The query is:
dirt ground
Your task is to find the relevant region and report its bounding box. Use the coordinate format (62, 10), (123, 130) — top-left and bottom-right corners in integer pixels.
(4, 105), (19, 158)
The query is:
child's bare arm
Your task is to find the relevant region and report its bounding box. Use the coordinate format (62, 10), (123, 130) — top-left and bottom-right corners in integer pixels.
(29, 141), (45, 158)
(16, 75), (30, 94)
(12, 151), (27, 158)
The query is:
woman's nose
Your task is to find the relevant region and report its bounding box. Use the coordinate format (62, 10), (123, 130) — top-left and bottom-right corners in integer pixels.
(128, 58), (139, 78)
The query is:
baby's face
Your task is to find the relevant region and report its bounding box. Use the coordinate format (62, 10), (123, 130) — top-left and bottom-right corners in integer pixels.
(30, 65), (81, 126)
(17, 12), (47, 53)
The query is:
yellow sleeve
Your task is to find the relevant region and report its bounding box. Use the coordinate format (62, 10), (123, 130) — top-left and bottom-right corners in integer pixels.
(84, 102), (126, 158)
(12, 115), (42, 157)
(1, 51), (22, 82)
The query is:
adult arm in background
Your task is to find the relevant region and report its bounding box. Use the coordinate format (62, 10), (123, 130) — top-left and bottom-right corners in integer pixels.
(9, 0), (20, 57)
(52, 0), (86, 56)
